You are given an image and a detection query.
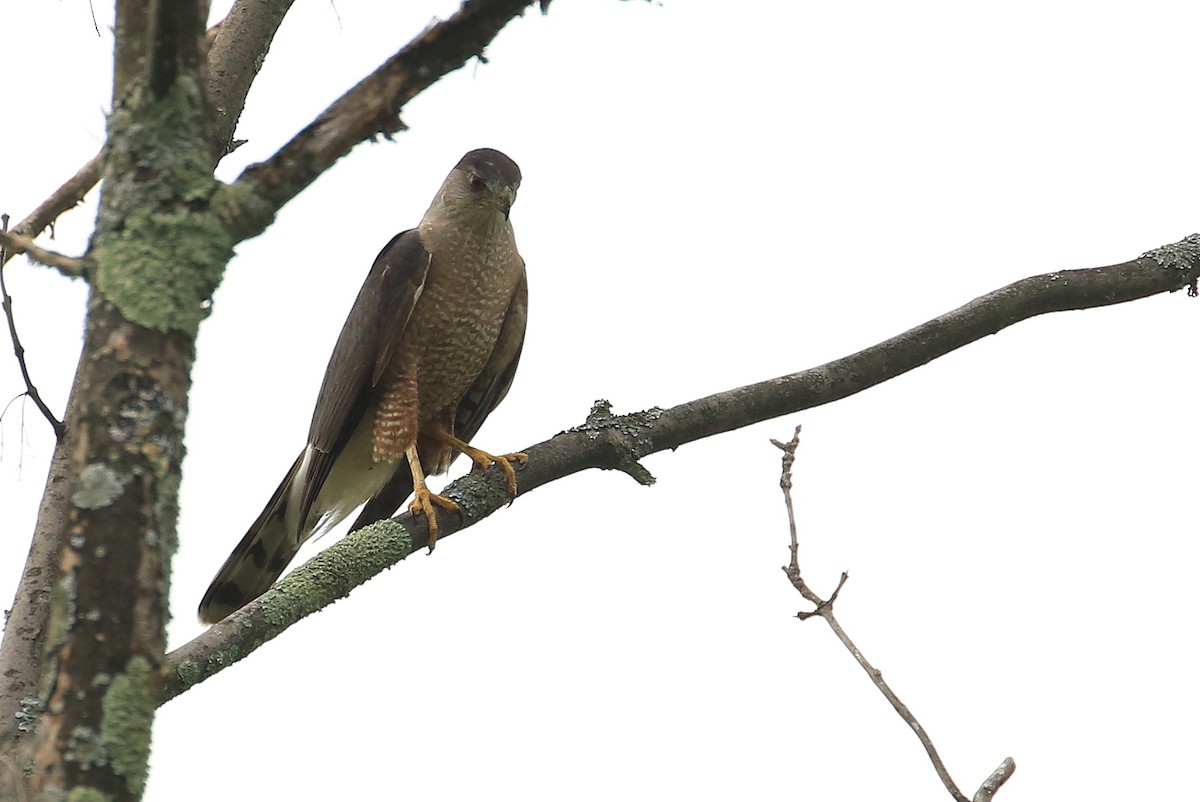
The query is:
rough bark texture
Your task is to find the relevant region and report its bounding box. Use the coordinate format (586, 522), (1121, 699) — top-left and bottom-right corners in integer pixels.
(29, 301), (194, 798)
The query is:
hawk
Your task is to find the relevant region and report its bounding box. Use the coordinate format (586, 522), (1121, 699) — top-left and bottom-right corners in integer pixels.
(199, 148), (528, 624)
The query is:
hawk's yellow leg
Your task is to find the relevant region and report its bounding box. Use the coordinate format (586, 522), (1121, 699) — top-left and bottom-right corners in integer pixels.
(405, 443), (460, 552)
(437, 432), (527, 498)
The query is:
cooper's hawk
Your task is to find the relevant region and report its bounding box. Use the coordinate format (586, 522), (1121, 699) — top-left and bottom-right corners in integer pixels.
(198, 148), (528, 624)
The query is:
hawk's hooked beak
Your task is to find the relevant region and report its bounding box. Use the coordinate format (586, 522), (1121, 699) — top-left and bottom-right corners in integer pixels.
(498, 185), (517, 219)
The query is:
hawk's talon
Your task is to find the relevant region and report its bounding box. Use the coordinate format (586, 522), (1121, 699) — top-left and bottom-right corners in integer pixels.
(409, 487), (462, 552)
(449, 438), (527, 499)
(486, 451), (528, 498)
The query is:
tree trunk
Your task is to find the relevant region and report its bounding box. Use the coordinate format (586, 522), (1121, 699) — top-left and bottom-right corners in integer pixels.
(14, 3), (218, 798)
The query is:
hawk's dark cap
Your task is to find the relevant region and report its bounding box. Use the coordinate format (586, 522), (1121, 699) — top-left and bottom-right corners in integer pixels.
(457, 148), (522, 189)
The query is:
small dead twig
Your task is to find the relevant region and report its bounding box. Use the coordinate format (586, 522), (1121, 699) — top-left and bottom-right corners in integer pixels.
(0, 228), (88, 279)
(974, 757), (1017, 802)
(772, 425), (1014, 802)
(0, 214), (65, 439)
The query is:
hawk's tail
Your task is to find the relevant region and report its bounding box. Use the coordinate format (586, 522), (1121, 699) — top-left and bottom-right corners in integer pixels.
(198, 457), (304, 624)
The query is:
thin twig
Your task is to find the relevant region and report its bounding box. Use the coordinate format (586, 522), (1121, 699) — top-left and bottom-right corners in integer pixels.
(0, 152), (102, 271)
(769, 424), (802, 573)
(773, 426), (1013, 802)
(0, 393), (32, 474)
(0, 214), (64, 439)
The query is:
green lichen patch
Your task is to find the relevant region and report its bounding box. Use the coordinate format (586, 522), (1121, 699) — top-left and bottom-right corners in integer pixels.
(263, 519), (414, 628)
(67, 787), (113, 802)
(100, 657), (155, 796)
(93, 207), (231, 336)
(92, 77), (232, 336)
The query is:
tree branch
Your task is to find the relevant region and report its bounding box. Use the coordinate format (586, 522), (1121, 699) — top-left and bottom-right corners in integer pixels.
(0, 229), (89, 279)
(216, 0), (543, 244)
(147, 0), (206, 99)
(205, 0), (296, 153)
(0, 153), (103, 271)
(162, 238), (1200, 699)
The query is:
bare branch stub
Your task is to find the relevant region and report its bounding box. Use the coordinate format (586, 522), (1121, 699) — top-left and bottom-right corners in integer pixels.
(0, 215), (64, 439)
(973, 757), (1017, 802)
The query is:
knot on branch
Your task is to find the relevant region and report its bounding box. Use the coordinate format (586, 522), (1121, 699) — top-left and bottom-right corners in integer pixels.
(1142, 233), (1200, 296)
(570, 399), (662, 485)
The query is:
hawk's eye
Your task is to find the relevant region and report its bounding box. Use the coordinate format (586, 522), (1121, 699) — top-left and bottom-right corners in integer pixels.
(467, 173), (486, 191)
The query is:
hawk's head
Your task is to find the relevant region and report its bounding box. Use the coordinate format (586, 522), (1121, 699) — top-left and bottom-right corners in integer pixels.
(441, 148), (522, 220)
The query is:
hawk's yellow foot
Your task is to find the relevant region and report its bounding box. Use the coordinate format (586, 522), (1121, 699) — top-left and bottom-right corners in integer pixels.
(403, 441), (462, 551)
(439, 432), (527, 497)
(409, 485), (462, 551)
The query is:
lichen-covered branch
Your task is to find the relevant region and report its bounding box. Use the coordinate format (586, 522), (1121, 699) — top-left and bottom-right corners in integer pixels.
(163, 238), (1200, 698)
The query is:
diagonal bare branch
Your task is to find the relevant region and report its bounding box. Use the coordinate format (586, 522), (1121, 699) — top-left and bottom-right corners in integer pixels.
(216, 0), (543, 244)
(206, 0), (296, 151)
(163, 236), (1200, 699)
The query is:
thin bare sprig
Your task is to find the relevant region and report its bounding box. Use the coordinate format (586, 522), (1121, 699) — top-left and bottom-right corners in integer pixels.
(0, 214), (64, 439)
(772, 425), (1014, 801)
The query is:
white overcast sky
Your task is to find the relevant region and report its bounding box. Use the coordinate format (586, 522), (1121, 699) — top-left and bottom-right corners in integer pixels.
(3, 1), (1199, 800)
